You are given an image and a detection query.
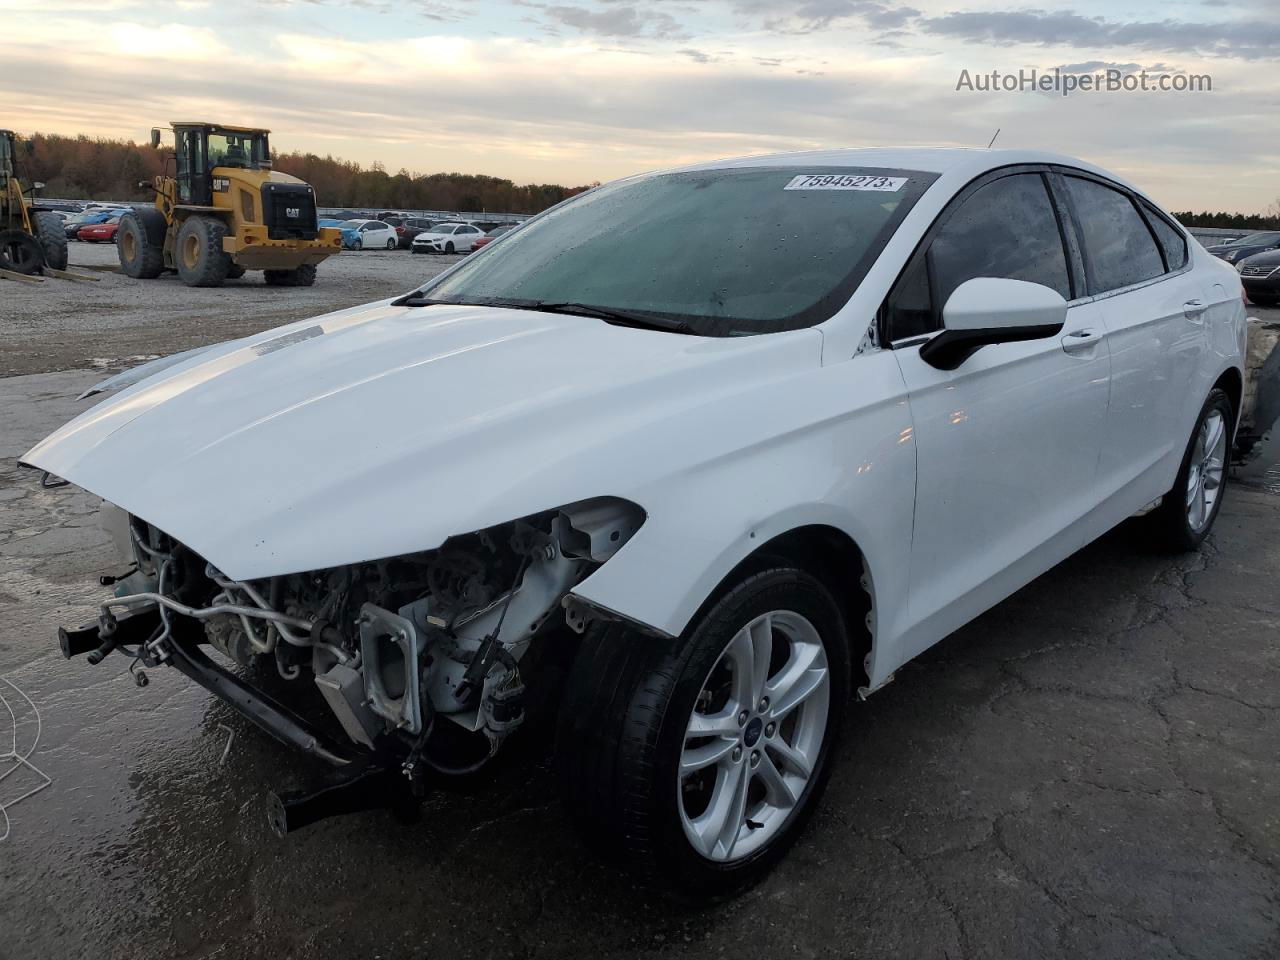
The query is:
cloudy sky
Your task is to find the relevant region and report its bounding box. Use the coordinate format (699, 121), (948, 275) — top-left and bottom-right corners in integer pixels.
(2, 0), (1277, 211)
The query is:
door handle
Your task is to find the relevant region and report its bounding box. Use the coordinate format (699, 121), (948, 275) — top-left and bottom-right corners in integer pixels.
(1184, 299), (1207, 320)
(1061, 327), (1101, 355)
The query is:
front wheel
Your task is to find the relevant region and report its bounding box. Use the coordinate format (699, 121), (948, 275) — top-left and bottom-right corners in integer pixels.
(557, 568), (849, 895)
(445, 241), (455, 254)
(174, 215), (230, 287)
(1147, 387), (1233, 551)
(263, 264), (317, 287)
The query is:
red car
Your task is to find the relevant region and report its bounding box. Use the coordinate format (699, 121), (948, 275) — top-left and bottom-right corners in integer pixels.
(78, 216), (122, 243)
(469, 224), (516, 252)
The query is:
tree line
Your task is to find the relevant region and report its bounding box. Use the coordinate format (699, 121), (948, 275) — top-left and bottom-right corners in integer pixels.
(1171, 209), (1280, 231)
(15, 132), (593, 213)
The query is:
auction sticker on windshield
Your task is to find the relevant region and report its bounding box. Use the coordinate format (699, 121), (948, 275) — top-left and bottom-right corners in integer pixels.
(783, 174), (907, 191)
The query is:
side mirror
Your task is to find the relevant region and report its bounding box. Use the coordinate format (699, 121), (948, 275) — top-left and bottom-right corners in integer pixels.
(150, 128), (162, 150)
(920, 277), (1068, 371)
(32, 181), (45, 190)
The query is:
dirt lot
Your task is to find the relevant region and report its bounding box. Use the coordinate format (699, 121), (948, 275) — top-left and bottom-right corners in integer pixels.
(1, 250), (1279, 959)
(0, 241), (461, 377)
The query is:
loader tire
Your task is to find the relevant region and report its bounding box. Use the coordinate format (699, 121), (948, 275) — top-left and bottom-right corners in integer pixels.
(226, 263), (247, 279)
(33, 212), (69, 271)
(0, 229), (43, 275)
(116, 209), (166, 279)
(175, 215), (231, 287)
(263, 264), (317, 287)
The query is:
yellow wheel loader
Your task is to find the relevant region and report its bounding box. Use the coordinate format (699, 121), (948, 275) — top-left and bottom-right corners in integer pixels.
(0, 128), (70, 278)
(118, 123), (341, 288)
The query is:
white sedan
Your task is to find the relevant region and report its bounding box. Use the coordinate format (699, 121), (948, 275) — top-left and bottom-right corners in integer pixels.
(340, 219), (398, 251)
(23, 148), (1246, 896)
(410, 222), (486, 254)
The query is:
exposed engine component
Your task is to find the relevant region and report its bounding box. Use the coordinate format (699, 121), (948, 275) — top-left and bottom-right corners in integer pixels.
(93, 497), (645, 777)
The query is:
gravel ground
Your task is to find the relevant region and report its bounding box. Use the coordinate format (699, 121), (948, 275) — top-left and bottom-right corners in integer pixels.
(0, 242), (461, 377)
(0, 250), (1278, 959)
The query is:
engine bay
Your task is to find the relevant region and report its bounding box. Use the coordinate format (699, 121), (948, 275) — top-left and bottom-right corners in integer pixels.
(88, 497), (644, 780)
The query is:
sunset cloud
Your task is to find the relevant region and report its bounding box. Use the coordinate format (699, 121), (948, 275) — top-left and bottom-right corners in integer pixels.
(2, 0), (1277, 212)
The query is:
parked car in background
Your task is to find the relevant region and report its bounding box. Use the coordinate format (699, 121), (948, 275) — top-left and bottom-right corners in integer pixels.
(64, 210), (123, 239)
(470, 224), (517, 252)
(77, 215), (122, 243)
(411, 222), (486, 254)
(1205, 231), (1280, 264)
(395, 217), (443, 249)
(1239, 249), (1280, 306)
(338, 219), (399, 251)
(25, 148), (1247, 895)
(318, 218), (343, 229)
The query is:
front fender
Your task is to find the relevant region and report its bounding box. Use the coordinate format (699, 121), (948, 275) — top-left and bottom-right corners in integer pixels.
(570, 350), (916, 689)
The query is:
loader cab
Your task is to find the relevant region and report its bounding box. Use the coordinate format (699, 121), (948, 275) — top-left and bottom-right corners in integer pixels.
(164, 123), (271, 206)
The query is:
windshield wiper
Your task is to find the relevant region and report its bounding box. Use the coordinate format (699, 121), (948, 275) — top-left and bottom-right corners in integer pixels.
(528, 302), (695, 334)
(392, 293), (696, 334)
(392, 292), (454, 307)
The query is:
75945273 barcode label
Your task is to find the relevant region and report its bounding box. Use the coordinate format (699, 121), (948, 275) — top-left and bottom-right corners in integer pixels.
(783, 174), (907, 191)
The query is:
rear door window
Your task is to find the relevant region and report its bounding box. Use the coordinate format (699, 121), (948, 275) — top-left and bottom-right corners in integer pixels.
(885, 172), (1072, 341)
(1063, 176), (1165, 294)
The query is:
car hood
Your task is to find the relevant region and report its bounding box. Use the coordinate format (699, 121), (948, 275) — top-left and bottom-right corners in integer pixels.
(1240, 249), (1280, 268)
(23, 301), (823, 580)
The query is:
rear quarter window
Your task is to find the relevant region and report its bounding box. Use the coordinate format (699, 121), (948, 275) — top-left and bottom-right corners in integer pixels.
(1141, 203), (1188, 271)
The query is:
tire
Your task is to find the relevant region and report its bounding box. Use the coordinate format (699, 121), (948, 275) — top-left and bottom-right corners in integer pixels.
(352, 239), (362, 251)
(445, 241), (455, 254)
(226, 263), (246, 279)
(386, 238), (397, 250)
(557, 567), (849, 896)
(174, 215), (231, 287)
(0, 229), (44, 274)
(32, 211), (69, 271)
(116, 209), (166, 279)
(263, 264), (317, 287)
(1147, 387), (1233, 551)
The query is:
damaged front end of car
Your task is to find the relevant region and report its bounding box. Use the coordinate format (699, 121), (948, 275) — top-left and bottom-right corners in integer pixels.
(58, 495), (645, 833)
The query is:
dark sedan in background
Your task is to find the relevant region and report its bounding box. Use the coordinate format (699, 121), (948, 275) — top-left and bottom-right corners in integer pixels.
(1206, 230), (1280, 265)
(1239, 249), (1280, 306)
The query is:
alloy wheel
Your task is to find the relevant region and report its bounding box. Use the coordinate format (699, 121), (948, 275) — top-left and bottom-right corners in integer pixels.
(1186, 408), (1227, 532)
(678, 610), (830, 862)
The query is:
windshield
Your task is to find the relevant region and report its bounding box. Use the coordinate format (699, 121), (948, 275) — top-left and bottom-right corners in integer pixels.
(207, 129), (269, 171)
(421, 166), (936, 336)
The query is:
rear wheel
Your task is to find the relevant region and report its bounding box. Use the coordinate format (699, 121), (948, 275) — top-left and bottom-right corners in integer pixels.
(386, 238), (397, 250)
(1148, 387), (1233, 551)
(32, 212), (69, 271)
(264, 264), (317, 287)
(557, 567), (848, 896)
(174, 215), (230, 287)
(116, 209), (166, 279)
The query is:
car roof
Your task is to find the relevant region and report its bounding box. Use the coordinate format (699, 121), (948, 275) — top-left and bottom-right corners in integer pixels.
(663, 147), (1135, 196)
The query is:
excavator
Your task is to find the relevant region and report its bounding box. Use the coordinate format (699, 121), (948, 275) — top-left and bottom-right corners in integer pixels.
(118, 122), (341, 287)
